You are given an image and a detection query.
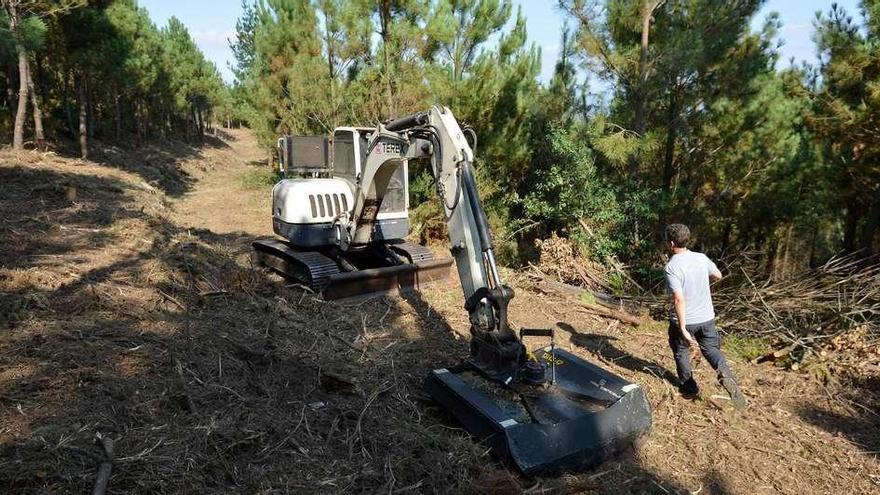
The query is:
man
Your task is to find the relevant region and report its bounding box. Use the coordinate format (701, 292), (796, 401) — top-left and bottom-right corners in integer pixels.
(664, 223), (746, 410)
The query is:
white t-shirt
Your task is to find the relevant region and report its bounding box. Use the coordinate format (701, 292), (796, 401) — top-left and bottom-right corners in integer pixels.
(664, 250), (721, 325)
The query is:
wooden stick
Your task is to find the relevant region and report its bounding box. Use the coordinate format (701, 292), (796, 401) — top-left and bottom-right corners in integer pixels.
(91, 434), (115, 495)
(578, 300), (641, 326)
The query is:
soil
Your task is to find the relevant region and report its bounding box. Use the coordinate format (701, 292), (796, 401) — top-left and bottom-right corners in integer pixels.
(1, 129), (877, 494)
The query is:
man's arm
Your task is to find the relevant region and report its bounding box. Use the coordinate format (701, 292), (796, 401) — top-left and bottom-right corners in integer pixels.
(707, 257), (723, 282)
(671, 291), (697, 345)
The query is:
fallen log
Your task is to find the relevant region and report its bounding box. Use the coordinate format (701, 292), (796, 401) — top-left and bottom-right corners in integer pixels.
(574, 299), (642, 327)
(528, 266), (625, 308)
(750, 342), (799, 364)
(533, 277), (641, 327)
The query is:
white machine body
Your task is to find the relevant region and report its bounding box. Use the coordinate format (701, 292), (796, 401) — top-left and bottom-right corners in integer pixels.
(271, 127), (410, 247)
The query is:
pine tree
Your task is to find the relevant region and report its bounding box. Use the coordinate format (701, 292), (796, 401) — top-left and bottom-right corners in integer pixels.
(247, 0), (325, 145)
(561, 0), (781, 257)
(809, 1), (880, 255)
(2, 0), (80, 150)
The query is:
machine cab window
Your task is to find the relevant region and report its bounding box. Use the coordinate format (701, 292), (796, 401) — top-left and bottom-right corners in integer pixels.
(333, 130), (358, 186)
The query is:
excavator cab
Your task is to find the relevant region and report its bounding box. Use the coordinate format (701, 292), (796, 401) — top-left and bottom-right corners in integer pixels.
(253, 129), (453, 299)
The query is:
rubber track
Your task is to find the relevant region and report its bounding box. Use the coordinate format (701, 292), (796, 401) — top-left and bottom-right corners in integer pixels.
(252, 239), (339, 291)
(391, 241), (436, 263)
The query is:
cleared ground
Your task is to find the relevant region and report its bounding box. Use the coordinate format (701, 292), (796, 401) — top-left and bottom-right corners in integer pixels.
(0, 130), (877, 494)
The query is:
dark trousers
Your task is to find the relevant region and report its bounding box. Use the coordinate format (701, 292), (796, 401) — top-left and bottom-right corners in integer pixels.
(668, 319), (735, 385)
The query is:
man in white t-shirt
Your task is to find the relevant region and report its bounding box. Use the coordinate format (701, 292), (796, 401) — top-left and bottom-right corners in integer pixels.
(664, 224), (745, 409)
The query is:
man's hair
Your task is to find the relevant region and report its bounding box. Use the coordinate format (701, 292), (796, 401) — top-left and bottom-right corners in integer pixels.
(665, 224), (691, 248)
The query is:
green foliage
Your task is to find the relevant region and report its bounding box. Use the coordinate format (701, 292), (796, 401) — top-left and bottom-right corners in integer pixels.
(239, 167), (282, 189)
(807, 1), (880, 255)
(722, 334), (768, 363)
(522, 123), (623, 260)
(0, 0), (857, 284)
(1, 0), (226, 148)
(229, 0), (258, 83)
(18, 16), (48, 51)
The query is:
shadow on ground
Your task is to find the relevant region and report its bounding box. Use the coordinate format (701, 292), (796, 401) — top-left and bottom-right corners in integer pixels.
(556, 322), (680, 387)
(82, 134), (230, 197)
(795, 374), (880, 456)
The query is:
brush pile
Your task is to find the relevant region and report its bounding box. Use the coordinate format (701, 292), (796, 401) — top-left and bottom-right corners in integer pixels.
(713, 255), (880, 360)
(533, 233), (610, 292)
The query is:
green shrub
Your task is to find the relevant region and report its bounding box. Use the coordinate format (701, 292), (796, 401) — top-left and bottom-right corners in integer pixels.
(240, 168), (281, 189)
(522, 124), (625, 262)
(722, 333), (768, 362)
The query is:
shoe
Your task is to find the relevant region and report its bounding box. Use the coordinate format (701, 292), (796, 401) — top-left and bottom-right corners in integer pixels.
(721, 377), (746, 410)
(679, 378), (699, 398)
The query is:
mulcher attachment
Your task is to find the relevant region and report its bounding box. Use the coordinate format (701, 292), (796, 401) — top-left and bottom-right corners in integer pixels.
(424, 328), (652, 476)
(252, 238), (452, 299)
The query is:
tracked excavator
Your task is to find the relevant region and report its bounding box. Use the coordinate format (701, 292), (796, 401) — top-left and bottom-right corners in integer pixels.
(252, 106), (652, 475)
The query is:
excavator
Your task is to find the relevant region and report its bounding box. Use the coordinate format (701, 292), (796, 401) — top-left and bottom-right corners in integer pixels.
(252, 106), (652, 475)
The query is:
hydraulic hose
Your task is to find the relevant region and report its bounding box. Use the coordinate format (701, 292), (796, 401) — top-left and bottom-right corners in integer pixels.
(385, 111), (429, 132)
(459, 162), (493, 251)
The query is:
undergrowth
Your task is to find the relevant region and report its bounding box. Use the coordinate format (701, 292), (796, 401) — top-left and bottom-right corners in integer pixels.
(722, 333), (769, 362)
(239, 167), (281, 189)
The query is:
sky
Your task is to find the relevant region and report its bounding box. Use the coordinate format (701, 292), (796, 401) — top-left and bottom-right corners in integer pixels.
(140, 0), (860, 85)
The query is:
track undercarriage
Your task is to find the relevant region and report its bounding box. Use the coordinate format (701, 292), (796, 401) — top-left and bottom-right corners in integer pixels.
(252, 238), (453, 299)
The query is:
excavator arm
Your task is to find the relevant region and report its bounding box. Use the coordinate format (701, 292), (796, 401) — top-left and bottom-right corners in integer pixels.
(338, 106), (652, 475)
(341, 106), (523, 375)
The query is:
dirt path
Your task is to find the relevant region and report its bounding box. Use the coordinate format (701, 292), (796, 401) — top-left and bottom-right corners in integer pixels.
(1, 130), (877, 494)
(169, 128), (272, 246)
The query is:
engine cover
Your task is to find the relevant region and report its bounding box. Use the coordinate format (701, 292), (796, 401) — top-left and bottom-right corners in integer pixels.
(273, 178), (353, 225)
(272, 178), (409, 248)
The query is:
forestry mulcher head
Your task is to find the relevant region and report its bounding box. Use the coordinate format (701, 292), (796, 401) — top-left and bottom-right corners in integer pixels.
(424, 327), (652, 476)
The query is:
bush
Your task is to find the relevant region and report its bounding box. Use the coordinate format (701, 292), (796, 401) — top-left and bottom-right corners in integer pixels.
(522, 124), (624, 261)
(239, 168), (281, 189)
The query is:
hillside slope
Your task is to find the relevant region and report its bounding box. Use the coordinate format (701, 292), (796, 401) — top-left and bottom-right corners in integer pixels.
(0, 130), (876, 494)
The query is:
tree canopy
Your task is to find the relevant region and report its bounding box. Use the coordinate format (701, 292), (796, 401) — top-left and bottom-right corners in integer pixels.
(3, 0), (878, 276)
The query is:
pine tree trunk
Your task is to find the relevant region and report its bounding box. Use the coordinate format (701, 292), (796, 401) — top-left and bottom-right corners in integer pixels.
(77, 75), (89, 159)
(191, 104), (200, 142)
(185, 105), (191, 142)
(662, 89), (678, 192)
(62, 70), (74, 135)
(26, 59), (46, 151)
(86, 83), (95, 139)
(859, 195), (880, 256)
(136, 102), (144, 145)
(379, 1), (394, 118)
(114, 95), (122, 141)
(11, 25), (28, 150)
(324, 12), (338, 127)
(628, 1), (657, 179)
(843, 205), (860, 253)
